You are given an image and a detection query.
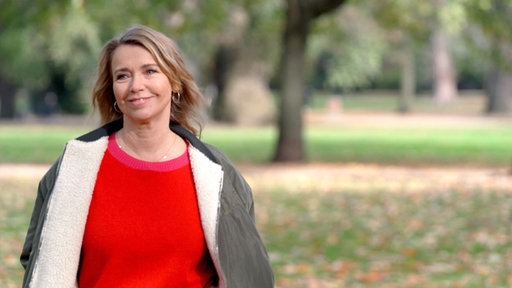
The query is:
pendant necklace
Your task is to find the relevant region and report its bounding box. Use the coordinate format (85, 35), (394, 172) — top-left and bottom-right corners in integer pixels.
(117, 133), (178, 161)
(160, 135), (178, 160)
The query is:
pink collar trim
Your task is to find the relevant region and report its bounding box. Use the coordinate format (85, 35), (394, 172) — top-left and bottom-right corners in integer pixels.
(108, 133), (189, 172)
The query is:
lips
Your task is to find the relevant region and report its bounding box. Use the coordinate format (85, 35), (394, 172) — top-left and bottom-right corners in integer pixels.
(127, 96), (152, 105)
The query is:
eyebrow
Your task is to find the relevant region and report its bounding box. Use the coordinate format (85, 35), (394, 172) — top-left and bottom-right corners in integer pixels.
(113, 63), (159, 74)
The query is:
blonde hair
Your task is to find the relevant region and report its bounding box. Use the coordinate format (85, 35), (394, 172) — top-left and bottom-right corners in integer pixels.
(92, 25), (205, 135)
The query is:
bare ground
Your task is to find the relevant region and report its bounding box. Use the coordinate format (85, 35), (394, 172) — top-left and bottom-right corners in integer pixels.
(2, 162), (511, 196)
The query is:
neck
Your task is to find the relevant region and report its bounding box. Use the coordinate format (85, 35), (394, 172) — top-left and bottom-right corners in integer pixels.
(117, 120), (183, 162)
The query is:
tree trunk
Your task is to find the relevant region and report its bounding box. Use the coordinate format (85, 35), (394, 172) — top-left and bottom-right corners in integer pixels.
(485, 68), (511, 114)
(273, 0), (309, 162)
(398, 38), (415, 113)
(431, 0), (457, 103)
(210, 6), (247, 122)
(0, 75), (17, 119)
(273, 0), (347, 162)
(485, 40), (512, 114)
(211, 43), (238, 122)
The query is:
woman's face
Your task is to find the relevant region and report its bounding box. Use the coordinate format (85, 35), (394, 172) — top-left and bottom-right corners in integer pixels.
(111, 44), (173, 125)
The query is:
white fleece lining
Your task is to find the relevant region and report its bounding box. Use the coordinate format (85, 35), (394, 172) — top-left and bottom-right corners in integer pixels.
(188, 145), (226, 287)
(30, 138), (108, 288)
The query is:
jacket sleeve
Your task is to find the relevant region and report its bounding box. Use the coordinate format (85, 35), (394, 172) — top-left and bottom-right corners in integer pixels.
(20, 158), (60, 280)
(208, 146), (274, 287)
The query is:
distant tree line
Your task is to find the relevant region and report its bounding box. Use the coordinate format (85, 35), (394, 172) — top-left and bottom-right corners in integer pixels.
(0, 0), (511, 161)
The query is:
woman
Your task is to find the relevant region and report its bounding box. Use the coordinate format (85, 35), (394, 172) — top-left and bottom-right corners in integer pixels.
(20, 25), (274, 288)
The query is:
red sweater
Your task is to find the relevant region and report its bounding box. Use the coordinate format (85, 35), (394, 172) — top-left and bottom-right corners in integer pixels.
(79, 134), (217, 287)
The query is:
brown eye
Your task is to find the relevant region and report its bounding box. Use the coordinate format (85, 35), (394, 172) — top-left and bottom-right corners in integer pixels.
(115, 74), (128, 80)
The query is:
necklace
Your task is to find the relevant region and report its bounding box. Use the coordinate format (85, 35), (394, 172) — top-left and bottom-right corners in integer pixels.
(117, 132), (178, 161)
(161, 135), (178, 160)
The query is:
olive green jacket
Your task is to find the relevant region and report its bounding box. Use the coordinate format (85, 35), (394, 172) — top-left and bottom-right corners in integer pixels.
(20, 120), (274, 288)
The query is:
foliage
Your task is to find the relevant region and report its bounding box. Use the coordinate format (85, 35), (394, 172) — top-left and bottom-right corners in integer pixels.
(308, 0), (464, 92)
(0, 28), (48, 88)
(368, 0), (434, 42)
(463, 0), (512, 71)
(241, 0), (284, 72)
(257, 185), (512, 286)
(1, 0), (512, 116)
(309, 6), (387, 90)
(46, 4), (100, 84)
(0, 0), (246, 115)
(0, 0), (67, 89)
(0, 1), (99, 113)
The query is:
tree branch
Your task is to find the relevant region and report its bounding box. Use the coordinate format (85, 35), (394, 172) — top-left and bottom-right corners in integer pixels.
(306, 0), (348, 19)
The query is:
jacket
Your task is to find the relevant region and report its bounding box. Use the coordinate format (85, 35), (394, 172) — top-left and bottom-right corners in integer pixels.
(20, 119), (274, 288)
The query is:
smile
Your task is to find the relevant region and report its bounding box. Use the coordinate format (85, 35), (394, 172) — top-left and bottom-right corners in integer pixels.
(128, 97), (152, 105)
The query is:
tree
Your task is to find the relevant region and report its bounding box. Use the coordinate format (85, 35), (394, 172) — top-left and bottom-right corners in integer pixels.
(309, 4), (387, 93)
(209, 1), (281, 125)
(273, 0), (348, 162)
(0, 0), (229, 118)
(0, 0), (103, 117)
(366, 0), (431, 112)
(0, 1), (67, 118)
(368, 0), (466, 109)
(464, 0), (512, 114)
(398, 36), (416, 113)
(0, 76), (17, 118)
(432, 0), (458, 103)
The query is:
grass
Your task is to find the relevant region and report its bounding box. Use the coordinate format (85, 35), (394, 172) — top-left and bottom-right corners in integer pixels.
(1, 122), (511, 167)
(1, 92), (510, 167)
(0, 178), (37, 288)
(305, 126), (512, 166)
(185, 122), (512, 167)
(310, 90), (488, 114)
(0, 125), (90, 164)
(255, 187), (512, 287)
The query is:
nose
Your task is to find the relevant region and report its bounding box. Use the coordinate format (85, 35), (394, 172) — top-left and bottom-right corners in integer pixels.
(130, 74), (145, 93)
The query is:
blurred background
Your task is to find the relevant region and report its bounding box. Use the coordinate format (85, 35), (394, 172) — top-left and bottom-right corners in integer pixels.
(1, 0), (512, 287)
(1, 0), (511, 125)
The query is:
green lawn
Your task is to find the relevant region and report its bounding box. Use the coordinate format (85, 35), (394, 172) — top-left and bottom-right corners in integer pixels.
(310, 90), (487, 114)
(0, 125), (88, 164)
(2, 92), (510, 166)
(304, 126), (512, 166)
(1, 122), (511, 167)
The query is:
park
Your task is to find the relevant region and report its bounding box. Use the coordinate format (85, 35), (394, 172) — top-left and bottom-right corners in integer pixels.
(2, 0), (512, 287)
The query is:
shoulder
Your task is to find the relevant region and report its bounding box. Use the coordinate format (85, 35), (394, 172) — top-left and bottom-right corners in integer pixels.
(204, 144), (230, 165)
(171, 124), (244, 181)
(203, 143), (241, 176)
(76, 119), (122, 142)
(204, 143), (254, 200)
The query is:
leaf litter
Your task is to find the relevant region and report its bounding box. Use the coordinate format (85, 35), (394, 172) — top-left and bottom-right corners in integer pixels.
(1, 163), (512, 287)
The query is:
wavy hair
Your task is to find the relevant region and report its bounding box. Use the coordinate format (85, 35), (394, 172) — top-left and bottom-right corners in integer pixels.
(92, 25), (205, 135)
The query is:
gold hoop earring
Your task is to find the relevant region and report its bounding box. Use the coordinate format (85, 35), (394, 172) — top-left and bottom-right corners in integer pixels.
(172, 92), (181, 104)
(114, 101), (121, 113)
